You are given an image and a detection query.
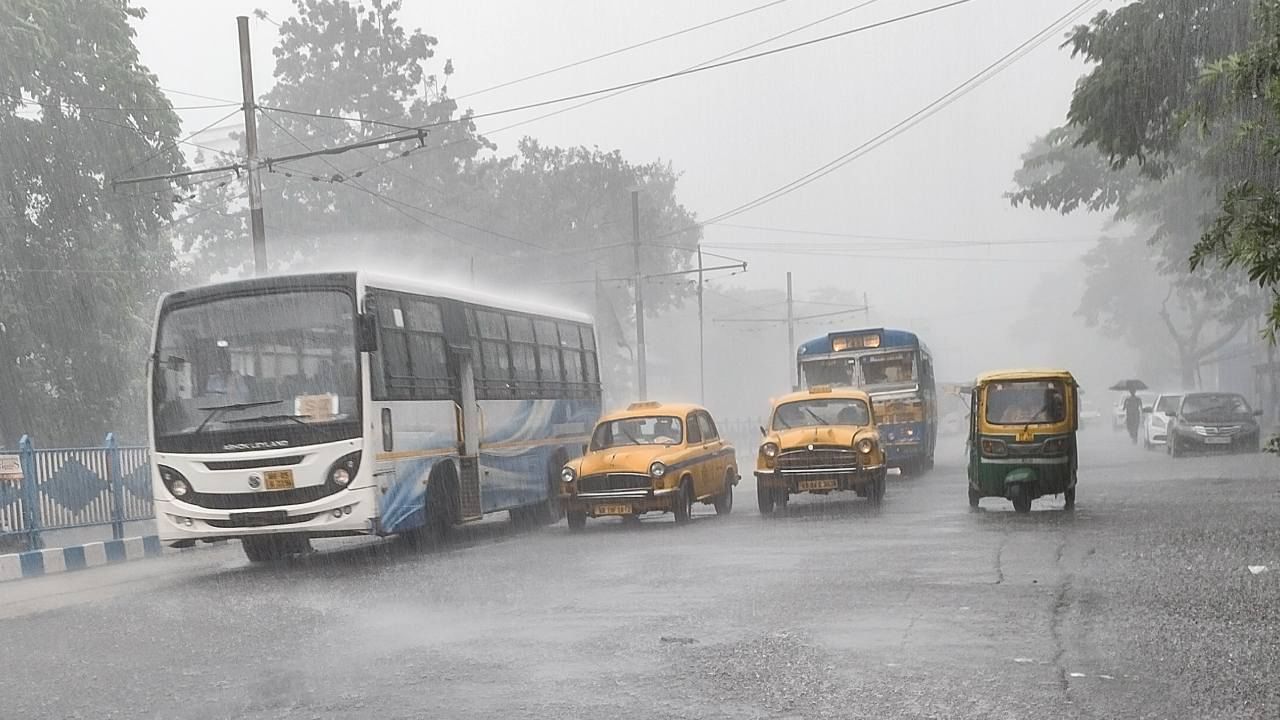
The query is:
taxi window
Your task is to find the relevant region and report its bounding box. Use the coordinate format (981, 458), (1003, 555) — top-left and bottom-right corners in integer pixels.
(773, 398), (870, 429)
(697, 412), (719, 441)
(590, 416), (683, 450)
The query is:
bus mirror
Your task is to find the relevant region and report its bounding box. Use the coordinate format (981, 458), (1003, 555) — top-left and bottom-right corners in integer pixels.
(357, 313), (379, 352)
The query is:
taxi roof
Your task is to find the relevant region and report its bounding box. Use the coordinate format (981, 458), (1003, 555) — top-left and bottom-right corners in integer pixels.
(975, 368), (1077, 385)
(770, 386), (872, 406)
(599, 401), (707, 422)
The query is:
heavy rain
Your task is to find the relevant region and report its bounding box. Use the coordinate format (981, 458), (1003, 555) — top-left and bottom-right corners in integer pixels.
(2, 0), (1279, 717)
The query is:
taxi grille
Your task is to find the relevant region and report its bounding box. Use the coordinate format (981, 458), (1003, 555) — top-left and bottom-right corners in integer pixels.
(578, 473), (652, 494)
(776, 446), (860, 472)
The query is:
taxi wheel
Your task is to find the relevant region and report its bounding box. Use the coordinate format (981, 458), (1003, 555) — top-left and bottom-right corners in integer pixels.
(713, 473), (734, 516)
(567, 511), (587, 532)
(673, 479), (693, 524)
(756, 483), (776, 515)
(868, 475), (886, 506)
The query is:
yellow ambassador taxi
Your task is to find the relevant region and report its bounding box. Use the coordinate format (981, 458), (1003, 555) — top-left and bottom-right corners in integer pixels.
(755, 386), (887, 514)
(559, 402), (738, 531)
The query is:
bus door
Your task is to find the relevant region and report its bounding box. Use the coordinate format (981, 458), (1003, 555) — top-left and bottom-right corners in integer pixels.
(442, 301), (484, 521)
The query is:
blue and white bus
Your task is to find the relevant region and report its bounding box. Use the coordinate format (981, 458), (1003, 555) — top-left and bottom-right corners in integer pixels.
(148, 272), (601, 561)
(796, 327), (937, 474)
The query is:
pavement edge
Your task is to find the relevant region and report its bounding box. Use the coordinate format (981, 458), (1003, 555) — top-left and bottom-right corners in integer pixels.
(0, 536), (223, 583)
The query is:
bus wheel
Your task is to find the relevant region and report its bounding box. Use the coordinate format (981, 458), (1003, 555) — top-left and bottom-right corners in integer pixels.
(713, 471), (735, 516)
(567, 511), (587, 532)
(241, 535), (308, 563)
(673, 479), (693, 525)
(756, 482), (776, 515)
(533, 452), (568, 525)
(409, 471), (457, 549)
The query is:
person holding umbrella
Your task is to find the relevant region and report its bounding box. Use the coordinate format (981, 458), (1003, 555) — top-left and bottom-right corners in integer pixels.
(1111, 379), (1149, 445)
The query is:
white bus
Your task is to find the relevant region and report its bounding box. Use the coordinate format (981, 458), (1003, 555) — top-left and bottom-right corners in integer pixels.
(148, 272), (602, 562)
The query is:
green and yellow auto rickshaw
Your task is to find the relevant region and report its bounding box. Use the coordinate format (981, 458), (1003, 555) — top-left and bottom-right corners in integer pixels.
(967, 369), (1078, 513)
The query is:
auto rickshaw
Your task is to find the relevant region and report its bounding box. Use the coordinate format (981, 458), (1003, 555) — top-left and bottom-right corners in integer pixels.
(967, 369), (1078, 513)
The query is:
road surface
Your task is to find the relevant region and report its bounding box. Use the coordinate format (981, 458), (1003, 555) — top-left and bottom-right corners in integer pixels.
(3, 428), (1277, 719)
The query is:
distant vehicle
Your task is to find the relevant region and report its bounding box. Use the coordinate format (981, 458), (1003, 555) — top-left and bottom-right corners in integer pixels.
(754, 385), (888, 514)
(1140, 392), (1185, 449)
(796, 327), (936, 475)
(559, 402), (737, 530)
(1079, 401), (1102, 426)
(967, 369), (1078, 513)
(149, 271), (602, 562)
(1167, 392), (1262, 457)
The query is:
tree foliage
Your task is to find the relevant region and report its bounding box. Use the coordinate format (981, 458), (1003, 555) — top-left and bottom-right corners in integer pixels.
(0, 0), (184, 445)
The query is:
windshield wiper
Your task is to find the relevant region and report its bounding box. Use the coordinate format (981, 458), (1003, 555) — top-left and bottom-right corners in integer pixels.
(194, 399), (283, 434)
(619, 427), (642, 445)
(223, 414), (310, 427)
(802, 407), (829, 425)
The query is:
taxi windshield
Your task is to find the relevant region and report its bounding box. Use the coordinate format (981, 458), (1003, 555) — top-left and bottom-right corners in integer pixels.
(985, 380), (1067, 426)
(773, 398), (871, 429)
(591, 416), (684, 450)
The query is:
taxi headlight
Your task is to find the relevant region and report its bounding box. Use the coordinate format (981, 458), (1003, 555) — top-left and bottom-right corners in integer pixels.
(561, 467), (576, 484)
(761, 442), (779, 458)
(856, 438), (875, 454)
(649, 461), (667, 479)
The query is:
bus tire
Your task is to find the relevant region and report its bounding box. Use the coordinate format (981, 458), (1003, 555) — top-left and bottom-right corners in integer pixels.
(535, 450), (569, 525)
(713, 470), (735, 516)
(241, 535), (308, 563)
(410, 465), (458, 549)
(673, 477), (693, 525)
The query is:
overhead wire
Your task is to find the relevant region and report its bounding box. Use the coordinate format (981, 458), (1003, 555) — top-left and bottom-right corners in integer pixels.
(665, 0), (1106, 235)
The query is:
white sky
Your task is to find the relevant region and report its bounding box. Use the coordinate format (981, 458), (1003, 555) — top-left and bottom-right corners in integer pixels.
(132, 0), (1134, 387)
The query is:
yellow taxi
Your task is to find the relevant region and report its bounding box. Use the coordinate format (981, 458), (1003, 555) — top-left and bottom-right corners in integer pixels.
(559, 402), (738, 530)
(755, 386), (887, 513)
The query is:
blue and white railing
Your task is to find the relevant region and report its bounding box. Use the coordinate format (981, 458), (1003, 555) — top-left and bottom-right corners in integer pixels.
(0, 435), (153, 552)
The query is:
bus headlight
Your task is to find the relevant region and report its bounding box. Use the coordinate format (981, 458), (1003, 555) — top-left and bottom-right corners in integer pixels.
(159, 465), (191, 499)
(856, 438), (875, 455)
(761, 442), (779, 458)
(649, 461), (667, 479)
(327, 451), (362, 488)
(561, 467), (576, 484)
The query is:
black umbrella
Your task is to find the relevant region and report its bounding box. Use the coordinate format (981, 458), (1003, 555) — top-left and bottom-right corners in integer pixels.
(1109, 379), (1149, 392)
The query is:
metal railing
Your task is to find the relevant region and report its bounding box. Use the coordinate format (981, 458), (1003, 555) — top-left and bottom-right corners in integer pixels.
(0, 435), (152, 552)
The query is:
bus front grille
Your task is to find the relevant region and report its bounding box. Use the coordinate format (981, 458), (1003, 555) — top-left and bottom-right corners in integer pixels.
(184, 484), (339, 510)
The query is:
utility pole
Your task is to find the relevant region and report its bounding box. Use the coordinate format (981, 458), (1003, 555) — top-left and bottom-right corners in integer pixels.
(470, 256), (476, 287)
(864, 292), (871, 323)
(237, 16), (267, 275)
(697, 245), (705, 404)
(786, 272), (796, 390)
(631, 189), (647, 400)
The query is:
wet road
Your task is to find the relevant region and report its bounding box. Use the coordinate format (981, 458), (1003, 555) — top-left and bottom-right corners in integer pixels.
(3, 428), (1278, 719)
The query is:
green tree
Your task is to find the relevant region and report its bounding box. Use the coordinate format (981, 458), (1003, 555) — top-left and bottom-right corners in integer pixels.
(0, 0), (184, 445)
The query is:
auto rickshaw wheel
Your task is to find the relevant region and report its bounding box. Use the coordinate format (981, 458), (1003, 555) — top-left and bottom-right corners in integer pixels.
(1064, 487), (1076, 510)
(968, 487), (980, 509)
(756, 482), (776, 515)
(1012, 495), (1032, 514)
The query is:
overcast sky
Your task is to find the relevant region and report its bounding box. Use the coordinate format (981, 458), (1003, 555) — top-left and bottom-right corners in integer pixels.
(131, 0), (1133, 387)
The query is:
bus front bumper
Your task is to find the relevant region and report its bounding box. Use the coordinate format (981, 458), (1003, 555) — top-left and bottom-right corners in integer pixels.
(156, 485), (380, 544)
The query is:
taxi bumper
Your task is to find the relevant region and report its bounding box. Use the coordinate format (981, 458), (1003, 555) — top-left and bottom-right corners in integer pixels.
(755, 465), (886, 494)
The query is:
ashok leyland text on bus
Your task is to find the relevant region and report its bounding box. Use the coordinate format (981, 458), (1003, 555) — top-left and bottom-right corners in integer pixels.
(795, 327), (937, 475)
(148, 271), (602, 562)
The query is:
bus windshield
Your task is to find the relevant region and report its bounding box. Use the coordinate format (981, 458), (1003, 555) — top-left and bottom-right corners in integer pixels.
(773, 398), (870, 429)
(985, 380), (1067, 426)
(152, 290), (360, 450)
(800, 350), (918, 388)
(860, 351), (916, 386)
(591, 416), (683, 449)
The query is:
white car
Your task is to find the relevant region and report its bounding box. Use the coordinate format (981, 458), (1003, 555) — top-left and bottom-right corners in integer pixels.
(1141, 392), (1186, 449)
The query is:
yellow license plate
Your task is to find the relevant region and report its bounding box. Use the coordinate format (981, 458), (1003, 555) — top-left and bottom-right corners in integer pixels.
(264, 470), (295, 491)
(799, 479), (838, 491)
(594, 503), (631, 516)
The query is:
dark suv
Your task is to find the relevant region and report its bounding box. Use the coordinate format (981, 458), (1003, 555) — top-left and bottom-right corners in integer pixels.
(1167, 392), (1262, 457)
